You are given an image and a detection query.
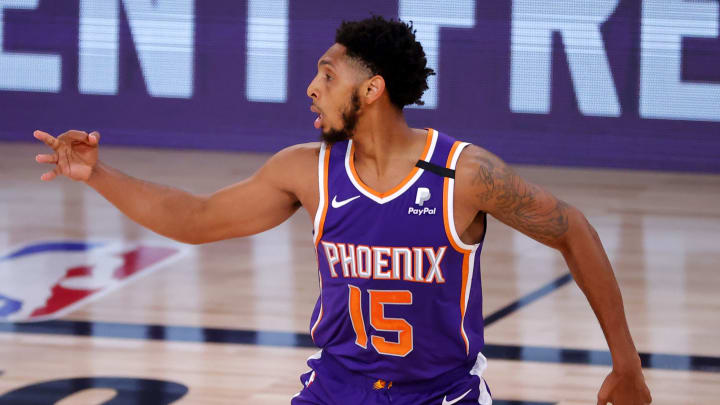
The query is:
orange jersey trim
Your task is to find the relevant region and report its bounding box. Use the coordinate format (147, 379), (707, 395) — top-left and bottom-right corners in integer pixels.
(443, 141), (471, 254)
(314, 144), (332, 247)
(348, 128), (433, 198)
(459, 252), (471, 354)
(311, 143), (332, 343)
(310, 275), (324, 342)
(443, 140), (473, 354)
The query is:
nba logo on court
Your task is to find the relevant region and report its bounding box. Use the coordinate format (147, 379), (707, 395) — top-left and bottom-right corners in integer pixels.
(0, 240), (187, 322)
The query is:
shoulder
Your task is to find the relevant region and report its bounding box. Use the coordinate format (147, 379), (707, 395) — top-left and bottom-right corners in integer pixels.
(264, 142), (323, 174)
(455, 143), (505, 172)
(271, 142), (323, 163)
(259, 142), (323, 198)
(454, 143), (509, 187)
(452, 143), (515, 210)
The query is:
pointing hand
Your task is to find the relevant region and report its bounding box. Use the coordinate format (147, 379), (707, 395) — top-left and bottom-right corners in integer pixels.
(33, 129), (101, 182)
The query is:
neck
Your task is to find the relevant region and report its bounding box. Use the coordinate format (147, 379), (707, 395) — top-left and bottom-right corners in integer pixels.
(350, 106), (426, 176)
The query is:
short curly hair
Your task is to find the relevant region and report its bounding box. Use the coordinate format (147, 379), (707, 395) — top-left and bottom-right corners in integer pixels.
(335, 16), (435, 109)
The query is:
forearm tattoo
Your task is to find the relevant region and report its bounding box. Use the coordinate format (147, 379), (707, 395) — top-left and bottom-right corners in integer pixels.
(473, 156), (569, 245)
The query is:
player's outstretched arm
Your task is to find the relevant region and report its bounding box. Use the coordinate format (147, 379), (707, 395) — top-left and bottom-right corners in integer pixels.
(33, 130), (314, 244)
(455, 145), (652, 405)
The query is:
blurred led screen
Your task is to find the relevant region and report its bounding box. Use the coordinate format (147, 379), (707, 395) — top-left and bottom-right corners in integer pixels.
(0, 0), (718, 171)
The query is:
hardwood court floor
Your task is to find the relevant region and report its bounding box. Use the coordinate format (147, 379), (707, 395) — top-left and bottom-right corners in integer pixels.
(1, 141), (719, 404)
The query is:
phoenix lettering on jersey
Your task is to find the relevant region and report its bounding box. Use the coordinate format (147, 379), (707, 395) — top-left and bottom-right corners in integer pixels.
(320, 241), (447, 284)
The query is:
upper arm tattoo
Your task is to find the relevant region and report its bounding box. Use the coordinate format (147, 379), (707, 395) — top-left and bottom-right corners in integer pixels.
(472, 154), (569, 246)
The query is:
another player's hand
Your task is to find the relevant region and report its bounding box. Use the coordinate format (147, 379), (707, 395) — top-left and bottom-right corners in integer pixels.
(597, 366), (652, 405)
(34, 129), (100, 182)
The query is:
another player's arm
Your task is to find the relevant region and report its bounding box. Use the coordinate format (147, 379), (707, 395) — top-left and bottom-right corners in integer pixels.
(34, 130), (316, 245)
(455, 145), (651, 405)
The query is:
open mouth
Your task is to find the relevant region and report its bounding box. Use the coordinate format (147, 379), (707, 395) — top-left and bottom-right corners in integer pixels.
(311, 105), (323, 129)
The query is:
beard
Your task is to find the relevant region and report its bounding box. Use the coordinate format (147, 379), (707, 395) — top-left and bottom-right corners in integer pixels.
(319, 90), (361, 144)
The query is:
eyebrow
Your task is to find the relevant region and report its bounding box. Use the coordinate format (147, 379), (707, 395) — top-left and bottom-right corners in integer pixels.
(318, 59), (334, 68)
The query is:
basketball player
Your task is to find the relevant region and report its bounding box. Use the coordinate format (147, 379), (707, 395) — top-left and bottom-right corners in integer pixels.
(34, 16), (651, 405)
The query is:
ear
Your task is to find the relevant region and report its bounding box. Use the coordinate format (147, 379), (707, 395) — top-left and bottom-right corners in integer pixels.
(362, 75), (386, 105)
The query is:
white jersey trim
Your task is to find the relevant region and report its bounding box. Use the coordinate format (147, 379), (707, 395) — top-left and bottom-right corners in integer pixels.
(344, 129), (438, 204)
(461, 243), (480, 353)
(447, 142), (478, 252)
(313, 143), (328, 245)
(293, 350), (323, 399)
(469, 352), (493, 404)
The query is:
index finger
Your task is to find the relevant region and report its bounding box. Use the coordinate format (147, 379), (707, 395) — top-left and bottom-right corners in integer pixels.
(33, 130), (60, 150)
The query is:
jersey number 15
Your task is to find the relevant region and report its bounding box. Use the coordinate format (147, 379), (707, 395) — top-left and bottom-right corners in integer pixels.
(348, 284), (413, 357)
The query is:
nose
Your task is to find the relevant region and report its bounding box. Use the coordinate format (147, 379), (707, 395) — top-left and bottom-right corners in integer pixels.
(306, 76), (319, 100)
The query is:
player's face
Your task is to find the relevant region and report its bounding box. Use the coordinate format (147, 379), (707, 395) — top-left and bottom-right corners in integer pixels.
(307, 44), (369, 143)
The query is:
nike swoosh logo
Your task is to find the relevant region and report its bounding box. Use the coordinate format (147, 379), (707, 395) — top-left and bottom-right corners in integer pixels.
(331, 195), (360, 208)
(442, 389), (472, 405)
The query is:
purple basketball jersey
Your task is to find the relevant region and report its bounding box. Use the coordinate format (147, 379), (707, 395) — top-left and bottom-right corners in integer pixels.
(309, 129), (488, 385)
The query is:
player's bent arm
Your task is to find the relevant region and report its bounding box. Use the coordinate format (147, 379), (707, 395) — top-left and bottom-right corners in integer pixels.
(86, 144), (318, 245)
(455, 146), (651, 402)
